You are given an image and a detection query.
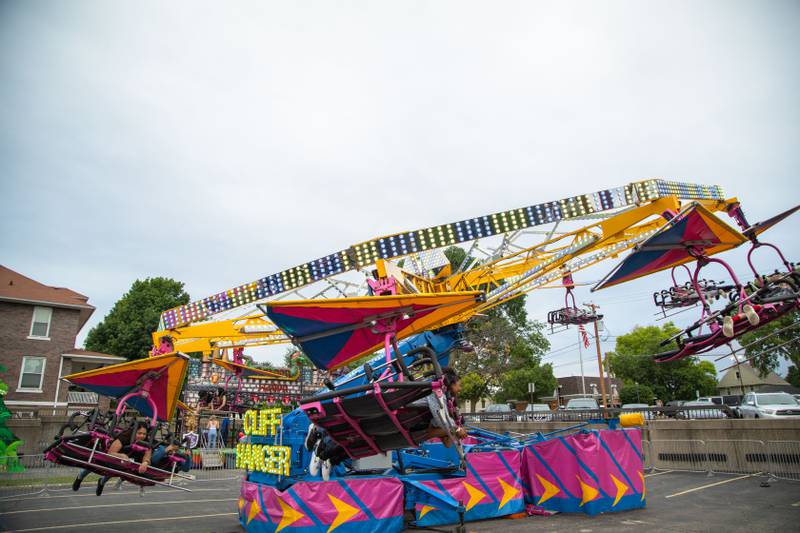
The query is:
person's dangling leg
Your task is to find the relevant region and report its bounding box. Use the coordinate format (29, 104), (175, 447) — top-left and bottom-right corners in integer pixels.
(72, 468), (91, 491)
(96, 475), (111, 496)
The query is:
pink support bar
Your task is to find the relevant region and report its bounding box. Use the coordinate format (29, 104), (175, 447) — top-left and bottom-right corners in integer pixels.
(372, 382), (417, 448)
(332, 396), (381, 456)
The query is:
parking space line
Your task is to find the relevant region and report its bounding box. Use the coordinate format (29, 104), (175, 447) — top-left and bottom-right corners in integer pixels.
(11, 512), (239, 532)
(665, 474), (755, 498)
(645, 470), (673, 478)
(792, 501), (800, 507)
(0, 498), (236, 515)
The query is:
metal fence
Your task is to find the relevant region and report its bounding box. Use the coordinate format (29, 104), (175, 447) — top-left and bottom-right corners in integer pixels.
(645, 439), (800, 481)
(465, 404), (735, 423)
(0, 451), (245, 500)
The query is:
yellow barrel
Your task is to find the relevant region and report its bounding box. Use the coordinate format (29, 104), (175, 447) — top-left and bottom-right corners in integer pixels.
(619, 413), (645, 427)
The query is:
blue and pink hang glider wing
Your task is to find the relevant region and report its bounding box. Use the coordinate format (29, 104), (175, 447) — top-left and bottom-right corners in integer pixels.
(262, 292), (483, 371)
(63, 352), (190, 422)
(593, 203), (747, 291)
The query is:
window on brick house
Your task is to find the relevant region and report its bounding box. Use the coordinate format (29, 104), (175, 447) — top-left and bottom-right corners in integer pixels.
(29, 306), (53, 339)
(18, 356), (46, 391)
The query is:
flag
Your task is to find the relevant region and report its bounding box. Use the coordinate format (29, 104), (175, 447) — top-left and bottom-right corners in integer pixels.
(578, 324), (590, 349)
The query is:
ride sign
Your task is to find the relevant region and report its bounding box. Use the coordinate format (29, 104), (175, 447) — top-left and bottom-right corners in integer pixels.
(236, 408), (291, 476)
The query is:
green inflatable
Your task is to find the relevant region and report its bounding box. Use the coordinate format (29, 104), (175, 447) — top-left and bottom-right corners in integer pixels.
(0, 365), (24, 472)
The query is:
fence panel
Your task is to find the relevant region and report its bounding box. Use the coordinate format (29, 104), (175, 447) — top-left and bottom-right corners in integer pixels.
(647, 439), (709, 473)
(704, 439), (766, 475)
(766, 440), (800, 482)
(641, 439), (654, 472)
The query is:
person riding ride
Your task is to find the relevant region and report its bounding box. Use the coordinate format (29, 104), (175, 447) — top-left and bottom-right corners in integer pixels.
(72, 421), (152, 496)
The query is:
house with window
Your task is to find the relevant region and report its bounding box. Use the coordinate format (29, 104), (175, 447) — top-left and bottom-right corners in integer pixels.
(717, 364), (799, 396)
(0, 265), (125, 415)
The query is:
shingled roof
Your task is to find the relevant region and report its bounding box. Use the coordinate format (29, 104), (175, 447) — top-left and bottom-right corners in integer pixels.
(0, 265), (95, 329)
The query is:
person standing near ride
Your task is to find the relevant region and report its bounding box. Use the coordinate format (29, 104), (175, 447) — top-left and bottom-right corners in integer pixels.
(207, 416), (219, 448)
(72, 422), (152, 496)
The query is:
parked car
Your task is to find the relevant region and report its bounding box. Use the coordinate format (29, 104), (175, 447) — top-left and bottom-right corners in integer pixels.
(738, 392), (800, 419)
(677, 400), (728, 419)
(565, 398), (599, 410)
(520, 403), (553, 421)
(482, 403), (515, 421)
(621, 403), (653, 420)
(559, 398), (600, 420)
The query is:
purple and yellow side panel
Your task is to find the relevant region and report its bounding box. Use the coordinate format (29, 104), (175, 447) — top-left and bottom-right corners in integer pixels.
(407, 450), (525, 527)
(239, 477), (404, 533)
(521, 429), (645, 516)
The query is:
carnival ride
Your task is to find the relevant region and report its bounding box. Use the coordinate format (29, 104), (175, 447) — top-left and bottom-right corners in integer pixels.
(44, 178), (798, 530)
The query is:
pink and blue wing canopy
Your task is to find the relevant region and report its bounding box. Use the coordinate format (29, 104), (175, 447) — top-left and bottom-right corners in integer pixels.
(63, 353), (190, 422)
(594, 204), (746, 291)
(264, 292), (483, 370)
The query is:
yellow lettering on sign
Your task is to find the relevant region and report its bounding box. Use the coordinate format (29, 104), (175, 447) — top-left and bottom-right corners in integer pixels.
(242, 408), (283, 436)
(236, 442), (291, 476)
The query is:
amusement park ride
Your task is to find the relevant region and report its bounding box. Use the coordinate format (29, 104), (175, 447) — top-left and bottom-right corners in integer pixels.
(44, 179), (799, 531)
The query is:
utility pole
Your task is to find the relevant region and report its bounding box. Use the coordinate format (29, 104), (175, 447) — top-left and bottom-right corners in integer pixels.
(584, 303), (607, 408)
(577, 328), (586, 396)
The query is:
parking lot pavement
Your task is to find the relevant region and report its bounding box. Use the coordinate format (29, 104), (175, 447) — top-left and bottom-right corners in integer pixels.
(466, 471), (800, 532)
(1, 471), (799, 532)
(0, 479), (243, 532)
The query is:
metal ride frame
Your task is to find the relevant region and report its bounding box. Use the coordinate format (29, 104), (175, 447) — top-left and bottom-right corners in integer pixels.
(154, 179), (737, 354)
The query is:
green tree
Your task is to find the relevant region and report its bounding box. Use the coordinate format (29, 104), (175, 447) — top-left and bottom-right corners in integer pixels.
(442, 246), (552, 401)
(85, 278), (190, 360)
(494, 363), (557, 404)
(786, 365), (800, 388)
(459, 372), (489, 412)
(607, 323), (718, 402)
(739, 310), (800, 377)
(618, 382), (655, 405)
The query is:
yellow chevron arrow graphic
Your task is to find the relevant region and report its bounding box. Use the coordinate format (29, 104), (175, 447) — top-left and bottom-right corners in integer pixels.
(497, 478), (520, 510)
(577, 476), (599, 507)
(639, 471), (646, 501)
(610, 474), (629, 506)
(247, 497), (262, 525)
(462, 481), (487, 511)
(327, 494), (359, 533)
(275, 498), (305, 532)
(534, 474), (560, 505)
(418, 505), (436, 519)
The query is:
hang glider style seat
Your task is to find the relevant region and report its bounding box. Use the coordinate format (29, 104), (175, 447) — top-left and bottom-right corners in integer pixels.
(654, 298), (798, 363)
(547, 306), (602, 326)
(45, 433), (191, 490)
(45, 353), (193, 491)
(301, 378), (440, 459)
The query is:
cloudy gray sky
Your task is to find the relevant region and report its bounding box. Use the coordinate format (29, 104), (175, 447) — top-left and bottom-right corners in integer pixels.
(2, 1), (798, 378)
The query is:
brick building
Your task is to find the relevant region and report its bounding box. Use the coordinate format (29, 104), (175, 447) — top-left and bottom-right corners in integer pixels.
(0, 265), (124, 414)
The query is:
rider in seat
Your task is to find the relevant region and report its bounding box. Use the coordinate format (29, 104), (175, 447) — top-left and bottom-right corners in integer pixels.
(421, 367), (468, 447)
(72, 422), (152, 496)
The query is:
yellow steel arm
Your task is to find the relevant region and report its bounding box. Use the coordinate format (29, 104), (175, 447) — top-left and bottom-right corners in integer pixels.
(154, 193), (738, 353)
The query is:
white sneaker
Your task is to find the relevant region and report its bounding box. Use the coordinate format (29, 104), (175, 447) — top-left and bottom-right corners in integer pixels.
(321, 460), (332, 481)
(722, 316), (734, 338)
(744, 305), (760, 326)
(309, 447), (321, 476)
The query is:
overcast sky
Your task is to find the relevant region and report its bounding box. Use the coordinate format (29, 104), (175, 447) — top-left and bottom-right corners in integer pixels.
(2, 1), (798, 379)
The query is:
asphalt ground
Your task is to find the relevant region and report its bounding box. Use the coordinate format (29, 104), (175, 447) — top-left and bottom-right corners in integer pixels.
(1, 471), (799, 532)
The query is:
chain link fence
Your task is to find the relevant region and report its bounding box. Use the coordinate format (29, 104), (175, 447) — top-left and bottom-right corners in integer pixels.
(0, 451), (244, 500)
